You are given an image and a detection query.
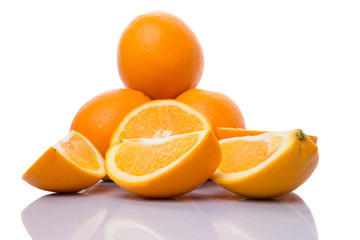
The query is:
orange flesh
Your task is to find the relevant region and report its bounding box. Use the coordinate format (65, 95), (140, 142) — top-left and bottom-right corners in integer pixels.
(119, 104), (206, 139)
(216, 128), (318, 144)
(219, 136), (283, 173)
(115, 134), (199, 176)
(58, 134), (99, 170)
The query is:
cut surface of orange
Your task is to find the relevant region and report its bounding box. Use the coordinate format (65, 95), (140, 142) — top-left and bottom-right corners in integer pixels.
(105, 129), (221, 198)
(215, 127), (318, 144)
(212, 129), (319, 199)
(110, 100), (211, 146)
(70, 88), (151, 157)
(23, 131), (106, 193)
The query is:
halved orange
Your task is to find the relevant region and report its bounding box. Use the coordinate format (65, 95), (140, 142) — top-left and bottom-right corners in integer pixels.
(105, 129), (221, 198)
(110, 100), (211, 145)
(215, 127), (318, 144)
(212, 129), (319, 198)
(22, 131), (106, 192)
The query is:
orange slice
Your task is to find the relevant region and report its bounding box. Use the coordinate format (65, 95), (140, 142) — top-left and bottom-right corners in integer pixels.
(110, 100), (211, 145)
(105, 129), (221, 198)
(22, 131), (106, 192)
(212, 129), (319, 198)
(215, 127), (318, 144)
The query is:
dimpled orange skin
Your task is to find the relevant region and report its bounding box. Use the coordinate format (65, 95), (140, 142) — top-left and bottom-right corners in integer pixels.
(176, 89), (246, 132)
(70, 89), (151, 157)
(117, 12), (204, 99)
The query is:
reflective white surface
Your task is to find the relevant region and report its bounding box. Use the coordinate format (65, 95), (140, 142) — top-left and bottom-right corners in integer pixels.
(21, 181), (318, 240)
(2, 0), (360, 239)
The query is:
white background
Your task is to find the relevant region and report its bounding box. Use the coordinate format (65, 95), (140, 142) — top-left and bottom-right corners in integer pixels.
(1, 0), (360, 239)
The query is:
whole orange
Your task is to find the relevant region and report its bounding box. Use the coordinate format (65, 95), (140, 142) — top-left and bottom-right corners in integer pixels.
(70, 89), (151, 157)
(117, 12), (204, 99)
(176, 89), (246, 131)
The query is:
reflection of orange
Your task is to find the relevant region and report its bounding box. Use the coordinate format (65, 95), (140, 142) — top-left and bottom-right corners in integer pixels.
(207, 193), (318, 239)
(22, 194), (107, 239)
(117, 12), (204, 99)
(70, 89), (150, 156)
(176, 89), (246, 132)
(104, 200), (219, 240)
(105, 220), (165, 239)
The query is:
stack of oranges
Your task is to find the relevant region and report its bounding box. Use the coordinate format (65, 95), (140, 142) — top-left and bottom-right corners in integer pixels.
(23, 12), (319, 199)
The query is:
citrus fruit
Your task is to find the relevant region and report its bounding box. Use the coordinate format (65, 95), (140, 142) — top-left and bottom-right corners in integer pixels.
(105, 129), (221, 198)
(117, 12), (204, 99)
(211, 129), (319, 198)
(22, 131), (106, 192)
(110, 100), (210, 146)
(70, 89), (151, 157)
(215, 127), (318, 144)
(176, 89), (246, 132)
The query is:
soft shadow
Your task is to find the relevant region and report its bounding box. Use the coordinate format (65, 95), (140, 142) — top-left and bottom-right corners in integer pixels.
(176, 180), (247, 201)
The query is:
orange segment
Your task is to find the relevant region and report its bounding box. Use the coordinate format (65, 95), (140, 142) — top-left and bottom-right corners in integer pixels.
(105, 130), (221, 198)
(23, 131), (106, 193)
(115, 105), (161, 139)
(116, 134), (199, 176)
(57, 132), (100, 171)
(110, 100), (211, 145)
(212, 129), (319, 199)
(219, 136), (283, 173)
(215, 127), (318, 144)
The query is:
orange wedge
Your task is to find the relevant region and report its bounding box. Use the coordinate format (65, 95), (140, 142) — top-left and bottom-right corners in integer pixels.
(105, 129), (221, 198)
(215, 127), (318, 144)
(212, 129), (319, 198)
(110, 100), (211, 145)
(23, 131), (106, 192)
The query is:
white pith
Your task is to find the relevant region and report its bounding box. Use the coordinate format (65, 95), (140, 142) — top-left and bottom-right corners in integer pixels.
(139, 133), (187, 145)
(153, 129), (173, 138)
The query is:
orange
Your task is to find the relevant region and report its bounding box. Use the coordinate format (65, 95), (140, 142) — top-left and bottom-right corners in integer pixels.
(22, 131), (106, 192)
(211, 129), (319, 198)
(215, 127), (318, 144)
(110, 100), (210, 146)
(70, 89), (151, 157)
(105, 129), (221, 198)
(176, 89), (246, 132)
(117, 12), (204, 99)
